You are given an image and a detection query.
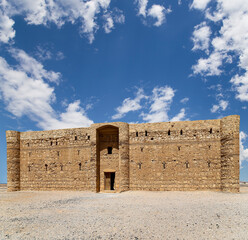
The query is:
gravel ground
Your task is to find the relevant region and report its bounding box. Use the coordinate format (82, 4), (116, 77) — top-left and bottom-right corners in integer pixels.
(0, 185), (248, 240)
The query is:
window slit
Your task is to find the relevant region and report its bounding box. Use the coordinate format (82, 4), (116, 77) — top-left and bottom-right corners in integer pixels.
(108, 147), (112, 154)
(162, 161), (166, 169)
(185, 161), (189, 168)
(208, 161), (211, 168)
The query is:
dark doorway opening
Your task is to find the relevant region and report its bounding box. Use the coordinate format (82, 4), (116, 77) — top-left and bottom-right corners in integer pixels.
(104, 172), (115, 190)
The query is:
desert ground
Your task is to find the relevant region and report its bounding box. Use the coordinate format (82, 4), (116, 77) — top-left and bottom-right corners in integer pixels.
(0, 184), (248, 240)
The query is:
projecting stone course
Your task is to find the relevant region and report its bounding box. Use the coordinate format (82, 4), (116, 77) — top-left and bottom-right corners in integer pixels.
(6, 115), (240, 192)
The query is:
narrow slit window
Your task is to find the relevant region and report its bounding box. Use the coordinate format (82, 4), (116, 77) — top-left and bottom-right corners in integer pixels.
(168, 130), (171, 136)
(210, 128), (212, 134)
(50, 141), (53, 146)
(108, 147), (112, 154)
(141, 147), (144, 152)
(28, 165), (31, 172)
(145, 131), (148, 136)
(60, 165), (63, 171)
(57, 151), (60, 156)
(162, 161), (166, 169)
(45, 164), (48, 171)
(185, 161), (189, 168)
(88, 135), (90, 140)
(136, 132), (138, 137)
(56, 141), (58, 145)
(178, 146), (181, 151)
(180, 130), (183, 135)
(79, 163), (82, 171)
(138, 162), (142, 169)
(75, 136), (77, 140)
(209, 145), (211, 149)
(27, 143), (30, 147)
(208, 161), (211, 168)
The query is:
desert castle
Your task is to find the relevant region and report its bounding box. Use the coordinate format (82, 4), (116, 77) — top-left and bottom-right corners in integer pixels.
(6, 115), (240, 192)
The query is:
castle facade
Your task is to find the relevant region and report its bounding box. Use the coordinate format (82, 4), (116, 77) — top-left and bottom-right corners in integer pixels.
(6, 115), (240, 192)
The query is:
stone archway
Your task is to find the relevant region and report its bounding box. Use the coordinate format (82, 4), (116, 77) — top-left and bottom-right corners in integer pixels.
(96, 125), (119, 192)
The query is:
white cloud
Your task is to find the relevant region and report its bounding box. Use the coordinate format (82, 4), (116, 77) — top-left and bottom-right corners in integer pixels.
(0, 13), (15, 43)
(35, 46), (65, 61)
(112, 86), (188, 123)
(39, 100), (93, 130)
(230, 72), (248, 102)
(103, 15), (114, 33)
(240, 131), (248, 166)
(180, 97), (189, 104)
(9, 48), (61, 84)
(112, 88), (147, 120)
(210, 99), (228, 113)
(135, 1), (171, 27)
(103, 9), (125, 34)
(190, 0), (211, 10)
(147, 4), (166, 27)
(192, 21), (211, 52)
(136, 0), (148, 17)
(141, 86), (175, 122)
(192, 51), (224, 76)
(0, 0), (124, 44)
(191, 0), (248, 102)
(35, 46), (52, 61)
(56, 51), (65, 60)
(0, 48), (93, 130)
(170, 108), (186, 122)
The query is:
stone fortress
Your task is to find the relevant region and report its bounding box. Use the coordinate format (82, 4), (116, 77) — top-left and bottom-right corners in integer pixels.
(6, 115), (240, 193)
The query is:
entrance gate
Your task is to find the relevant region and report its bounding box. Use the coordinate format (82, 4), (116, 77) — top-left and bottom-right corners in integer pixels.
(104, 172), (115, 190)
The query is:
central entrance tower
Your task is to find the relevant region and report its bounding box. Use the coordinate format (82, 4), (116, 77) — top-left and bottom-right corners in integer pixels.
(97, 125), (119, 192)
(90, 122), (129, 192)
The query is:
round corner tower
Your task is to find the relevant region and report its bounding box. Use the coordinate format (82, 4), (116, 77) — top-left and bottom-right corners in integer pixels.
(6, 130), (20, 192)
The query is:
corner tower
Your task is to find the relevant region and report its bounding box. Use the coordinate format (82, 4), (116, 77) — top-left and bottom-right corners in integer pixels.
(220, 115), (240, 192)
(6, 130), (20, 192)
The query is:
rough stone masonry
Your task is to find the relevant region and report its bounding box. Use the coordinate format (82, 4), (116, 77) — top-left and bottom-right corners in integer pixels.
(6, 115), (240, 193)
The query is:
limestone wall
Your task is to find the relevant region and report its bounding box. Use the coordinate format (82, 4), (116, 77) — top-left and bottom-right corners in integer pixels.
(129, 119), (223, 191)
(19, 127), (91, 191)
(6, 115), (240, 192)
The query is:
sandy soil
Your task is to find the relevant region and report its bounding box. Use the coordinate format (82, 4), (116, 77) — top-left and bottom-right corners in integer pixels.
(1, 186), (248, 240)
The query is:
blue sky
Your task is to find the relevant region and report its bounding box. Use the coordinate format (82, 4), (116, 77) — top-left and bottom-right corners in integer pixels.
(0, 0), (248, 183)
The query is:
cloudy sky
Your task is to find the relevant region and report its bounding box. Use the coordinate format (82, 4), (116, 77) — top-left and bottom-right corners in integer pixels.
(0, 0), (248, 182)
